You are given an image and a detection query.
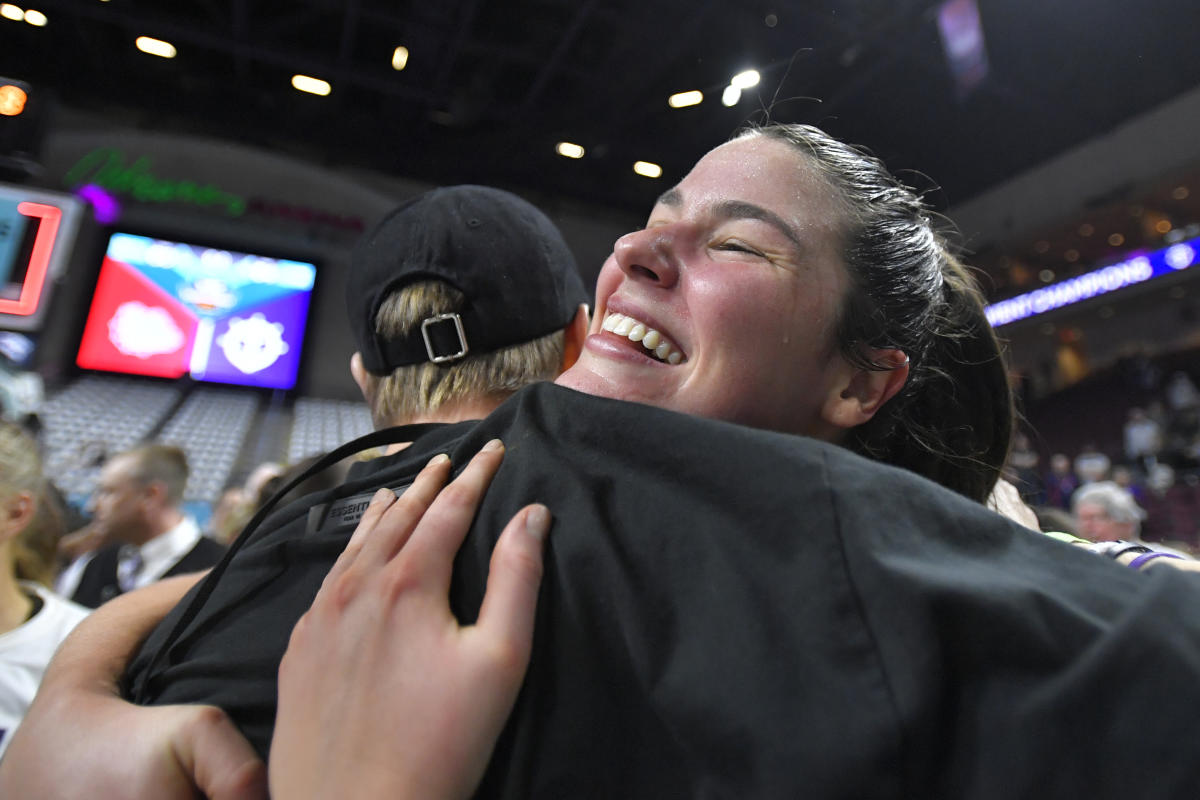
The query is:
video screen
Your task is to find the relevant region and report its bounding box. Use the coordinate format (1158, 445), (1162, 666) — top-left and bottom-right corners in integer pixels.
(76, 232), (316, 390)
(0, 184), (82, 331)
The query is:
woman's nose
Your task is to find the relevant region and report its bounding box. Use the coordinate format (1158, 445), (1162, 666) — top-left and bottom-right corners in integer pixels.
(613, 227), (680, 288)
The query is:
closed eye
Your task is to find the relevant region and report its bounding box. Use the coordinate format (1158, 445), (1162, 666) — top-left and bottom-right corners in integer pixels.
(715, 241), (765, 257)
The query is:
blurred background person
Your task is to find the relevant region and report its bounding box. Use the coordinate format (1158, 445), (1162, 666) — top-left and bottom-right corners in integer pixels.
(1072, 480), (1192, 557)
(62, 445), (224, 608)
(0, 422), (89, 760)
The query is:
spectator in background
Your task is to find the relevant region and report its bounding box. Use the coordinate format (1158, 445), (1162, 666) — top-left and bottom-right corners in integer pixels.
(1073, 443), (1111, 484)
(1072, 480), (1191, 558)
(1111, 464), (1149, 506)
(0, 422), (89, 760)
(207, 462), (285, 546)
(1165, 371), (1200, 413)
(62, 445), (224, 608)
(1044, 453), (1079, 509)
(1005, 431), (1042, 504)
(1123, 407), (1162, 475)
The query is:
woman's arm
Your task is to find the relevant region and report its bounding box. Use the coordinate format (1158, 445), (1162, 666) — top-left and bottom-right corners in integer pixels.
(0, 572), (268, 800)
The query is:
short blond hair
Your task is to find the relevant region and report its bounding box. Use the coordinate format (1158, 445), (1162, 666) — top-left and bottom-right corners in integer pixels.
(0, 422), (60, 586)
(364, 281), (565, 424)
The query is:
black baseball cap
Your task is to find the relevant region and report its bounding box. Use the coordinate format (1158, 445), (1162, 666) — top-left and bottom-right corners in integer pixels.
(348, 185), (589, 375)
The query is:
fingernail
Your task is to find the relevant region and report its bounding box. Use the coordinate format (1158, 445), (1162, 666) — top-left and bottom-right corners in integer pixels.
(525, 504), (550, 542)
(426, 453), (450, 468)
(371, 487), (396, 505)
(482, 438), (504, 453)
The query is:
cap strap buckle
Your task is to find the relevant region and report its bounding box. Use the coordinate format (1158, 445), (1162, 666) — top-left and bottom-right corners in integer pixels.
(421, 313), (469, 364)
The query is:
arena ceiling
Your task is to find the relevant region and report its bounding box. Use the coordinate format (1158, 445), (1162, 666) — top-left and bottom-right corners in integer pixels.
(4, 0), (1200, 218)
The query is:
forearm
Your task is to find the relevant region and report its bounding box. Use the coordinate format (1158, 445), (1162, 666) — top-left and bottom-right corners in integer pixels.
(44, 571), (205, 694)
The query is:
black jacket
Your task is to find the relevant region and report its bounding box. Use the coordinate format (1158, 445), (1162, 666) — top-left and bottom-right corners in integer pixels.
(126, 383), (1200, 798)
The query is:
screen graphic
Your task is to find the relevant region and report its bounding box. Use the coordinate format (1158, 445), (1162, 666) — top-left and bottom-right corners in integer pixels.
(76, 233), (316, 389)
(0, 184), (81, 331)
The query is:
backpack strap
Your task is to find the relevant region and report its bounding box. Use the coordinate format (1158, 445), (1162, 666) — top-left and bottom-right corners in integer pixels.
(139, 422), (448, 681)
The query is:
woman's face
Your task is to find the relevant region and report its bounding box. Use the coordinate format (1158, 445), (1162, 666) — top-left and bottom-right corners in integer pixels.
(556, 134), (858, 438)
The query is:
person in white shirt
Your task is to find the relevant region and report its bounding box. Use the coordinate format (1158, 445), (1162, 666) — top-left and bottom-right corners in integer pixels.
(64, 444), (223, 608)
(0, 422), (89, 760)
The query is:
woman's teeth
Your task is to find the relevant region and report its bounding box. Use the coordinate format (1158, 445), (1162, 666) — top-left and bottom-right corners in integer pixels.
(602, 313), (683, 364)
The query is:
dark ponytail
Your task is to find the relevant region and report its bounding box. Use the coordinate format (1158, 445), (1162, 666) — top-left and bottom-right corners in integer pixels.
(744, 123), (1012, 502)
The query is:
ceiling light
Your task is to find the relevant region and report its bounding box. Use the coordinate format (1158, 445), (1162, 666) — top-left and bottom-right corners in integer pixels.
(1078, 223), (1094, 237)
(721, 85), (741, 106)
(1064, 249), (1079, 262)
(136, 36), (176, 58)
(391, 46), (409, 71)
(556, 142), (585, 159)
(1156, 219), (1173, 234)
(0, 84), (27, 116)
(633, 161), (662, 179)
(0, 5), (23, 21)
(23, 8), (44, 25)
(668, 90), (703, 108)
(292, 74), (331, 96)
(1039, 269), (1055, 283)
(1108, 233), (1125, 246)
(1172, 186), (1189, 200)
(730, 69), (760, 89)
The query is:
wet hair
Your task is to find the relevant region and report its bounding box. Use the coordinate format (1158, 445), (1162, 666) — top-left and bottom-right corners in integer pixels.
(739, 123), (1012, 502)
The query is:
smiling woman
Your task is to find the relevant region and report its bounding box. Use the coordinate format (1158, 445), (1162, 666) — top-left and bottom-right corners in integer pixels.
(560, 123), (1011, 501)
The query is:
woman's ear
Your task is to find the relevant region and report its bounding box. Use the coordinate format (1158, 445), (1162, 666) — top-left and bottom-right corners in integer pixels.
(559, 304), (590, 373)
(820, 349), (909, 432)
(0, 490), (36, 544)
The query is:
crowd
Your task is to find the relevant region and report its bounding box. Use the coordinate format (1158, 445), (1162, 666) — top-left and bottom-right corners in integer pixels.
(1, 123), (1200, 798)
(1006, 367), (1200, 552)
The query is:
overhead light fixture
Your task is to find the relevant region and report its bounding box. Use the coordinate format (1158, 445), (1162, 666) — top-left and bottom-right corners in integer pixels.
(292, 74), (331, 96)
(668, 90), (703, 108)
(633, 161), (662, 179)
(23, 7), (45, 25)
(0, 83), (28, 116)
(556, 142), (585, 159)
(730, 69), (760, 89)
(136, 36), (176, 58)
(392, 46), (409, 71)
(0, 5), (23, 21)
(721, 85), (741, 106)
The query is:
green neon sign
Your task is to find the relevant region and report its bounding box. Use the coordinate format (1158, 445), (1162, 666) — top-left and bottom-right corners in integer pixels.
(63, 147), (247, 216)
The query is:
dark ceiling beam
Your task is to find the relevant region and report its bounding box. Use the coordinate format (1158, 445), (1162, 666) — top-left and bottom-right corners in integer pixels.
(232, 0), (250, 80)
(30, 0), (438, 104)
(431, 0), (484, 98)
(587, 0), (719, 136)
(338, 0), (361, 66)
(519, 0), (600, 111)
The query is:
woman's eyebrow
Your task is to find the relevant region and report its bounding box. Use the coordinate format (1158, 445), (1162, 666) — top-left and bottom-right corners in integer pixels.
(712, 200), (804, 251)
(655, 188), (682, 208)
(652, 191), (805, 254)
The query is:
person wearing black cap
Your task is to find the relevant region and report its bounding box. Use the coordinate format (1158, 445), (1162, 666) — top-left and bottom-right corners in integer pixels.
(346, 184), (589, 430)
